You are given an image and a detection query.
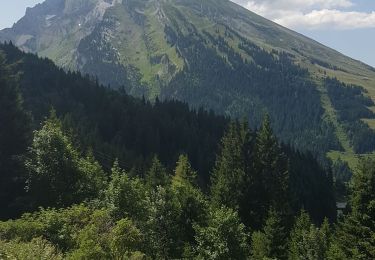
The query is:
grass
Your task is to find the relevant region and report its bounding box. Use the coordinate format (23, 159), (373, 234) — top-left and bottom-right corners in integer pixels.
(327, 151), (359, 170)
(108, 6), (154, 83)
(328, 150), (375, 171)
(315, 78), (354, 153)
(105, 2), (188, 98)
(362, 118), (375, 130)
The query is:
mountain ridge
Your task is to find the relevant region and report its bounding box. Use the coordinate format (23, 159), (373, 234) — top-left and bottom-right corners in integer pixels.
(2, 0), (375, 165)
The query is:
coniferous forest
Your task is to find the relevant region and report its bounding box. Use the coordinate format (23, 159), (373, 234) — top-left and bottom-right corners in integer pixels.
(0, 42), (374, 259)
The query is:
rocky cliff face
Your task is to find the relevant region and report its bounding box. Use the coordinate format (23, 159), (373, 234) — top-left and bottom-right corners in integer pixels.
(0, 0), (121, 69)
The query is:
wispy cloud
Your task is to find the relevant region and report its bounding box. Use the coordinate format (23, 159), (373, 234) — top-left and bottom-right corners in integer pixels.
(232, 0), (375, 30)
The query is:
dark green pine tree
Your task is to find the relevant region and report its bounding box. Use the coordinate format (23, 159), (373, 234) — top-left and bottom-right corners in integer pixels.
(289, 211), (331, 260)
(210, 121), (252, 211)
(254, 114), (290, 223)
(288, 210), (312, 258)
(263, 208), (288, 259)
(251, 208), (288, 260)
(331, 158), (375, 259)
(0, 51), (31, 219)
(171, 155), (208, 256)
(171, 154), (198, 189)
(145, 155), (170, 189)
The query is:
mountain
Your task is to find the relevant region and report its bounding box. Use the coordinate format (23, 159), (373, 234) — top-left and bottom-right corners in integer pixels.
(0, 42), (335, 222)
(2, 0), (375, 164)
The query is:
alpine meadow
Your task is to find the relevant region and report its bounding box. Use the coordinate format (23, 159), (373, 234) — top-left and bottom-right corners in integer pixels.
(0, 0), (374, 259)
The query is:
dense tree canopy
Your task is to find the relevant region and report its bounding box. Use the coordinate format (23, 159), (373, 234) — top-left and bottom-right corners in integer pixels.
(0, 51), (31, 219)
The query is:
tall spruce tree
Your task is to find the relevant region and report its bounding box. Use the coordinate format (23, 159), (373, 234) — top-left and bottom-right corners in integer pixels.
(145, 155), (169, 189)
(251, 208), (288, 260)
(331, 158), (375, 259)
(210, 121), (251, 210)
(288, 210), (312, 260)
(171, 155), (208, 255)
(172, 154), (198, 189)
(289, 211), (331, 260)
(0, 52), (31, 218)
(254, 115), (290, 223)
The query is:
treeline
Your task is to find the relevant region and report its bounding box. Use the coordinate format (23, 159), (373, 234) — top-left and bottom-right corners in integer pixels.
(325, 78), (375, 153)
(0, 42), (227, 183)
(0, 107), (373, 259)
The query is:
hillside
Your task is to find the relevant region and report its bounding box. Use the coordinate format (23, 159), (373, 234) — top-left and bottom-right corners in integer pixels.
(2, 0), (375, 164)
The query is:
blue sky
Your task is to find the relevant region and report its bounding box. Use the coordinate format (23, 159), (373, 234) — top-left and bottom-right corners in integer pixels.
(1, 0), (374, 67)
(0, 0), (42, 29)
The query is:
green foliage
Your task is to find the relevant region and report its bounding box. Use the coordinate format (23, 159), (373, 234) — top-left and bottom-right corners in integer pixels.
(0, 206), (146, 259)
(110, 218), (144, 259)
(251, 208), (288, 260)
(286, 146), (337, 223)
(289, 212), (331, 260)
(172, 154), (198, 189)
(171, 155), (208, 254)
(0, 237), (63, 260)
(105, 161), (148, 221)
(251, 231), (271, 260)
(25, 113), (106, 208)
(326, 241), (348, 260)
(143, 186), (181, 258)
(67, 209), (113, 259)
(0, 205), (94, 251)
(263, 209), (288, 259)
(0, 51), (31, 218)
(288, 210), (312, 259)
(26, 111), (78, 207)
(67, 210), (145, 259)
(194, 206), (250, 259)
(254, 115), (290, 216)
(351, 158), (375, 218)
(77, 152), (107, 199)
(325, 78), (375, 153)
(210, 122), (251, 210)
(331, 158), (375, 259)
(145, 155), (170, 189)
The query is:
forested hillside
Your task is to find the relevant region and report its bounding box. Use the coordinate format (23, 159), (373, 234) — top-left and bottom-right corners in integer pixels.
(1, 43), (374, 259)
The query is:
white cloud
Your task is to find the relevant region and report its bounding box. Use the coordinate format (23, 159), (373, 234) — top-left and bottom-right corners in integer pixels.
(232, 0), (375, 30)
(276, 9), (375, 30)
(242, 0), (353, 12)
